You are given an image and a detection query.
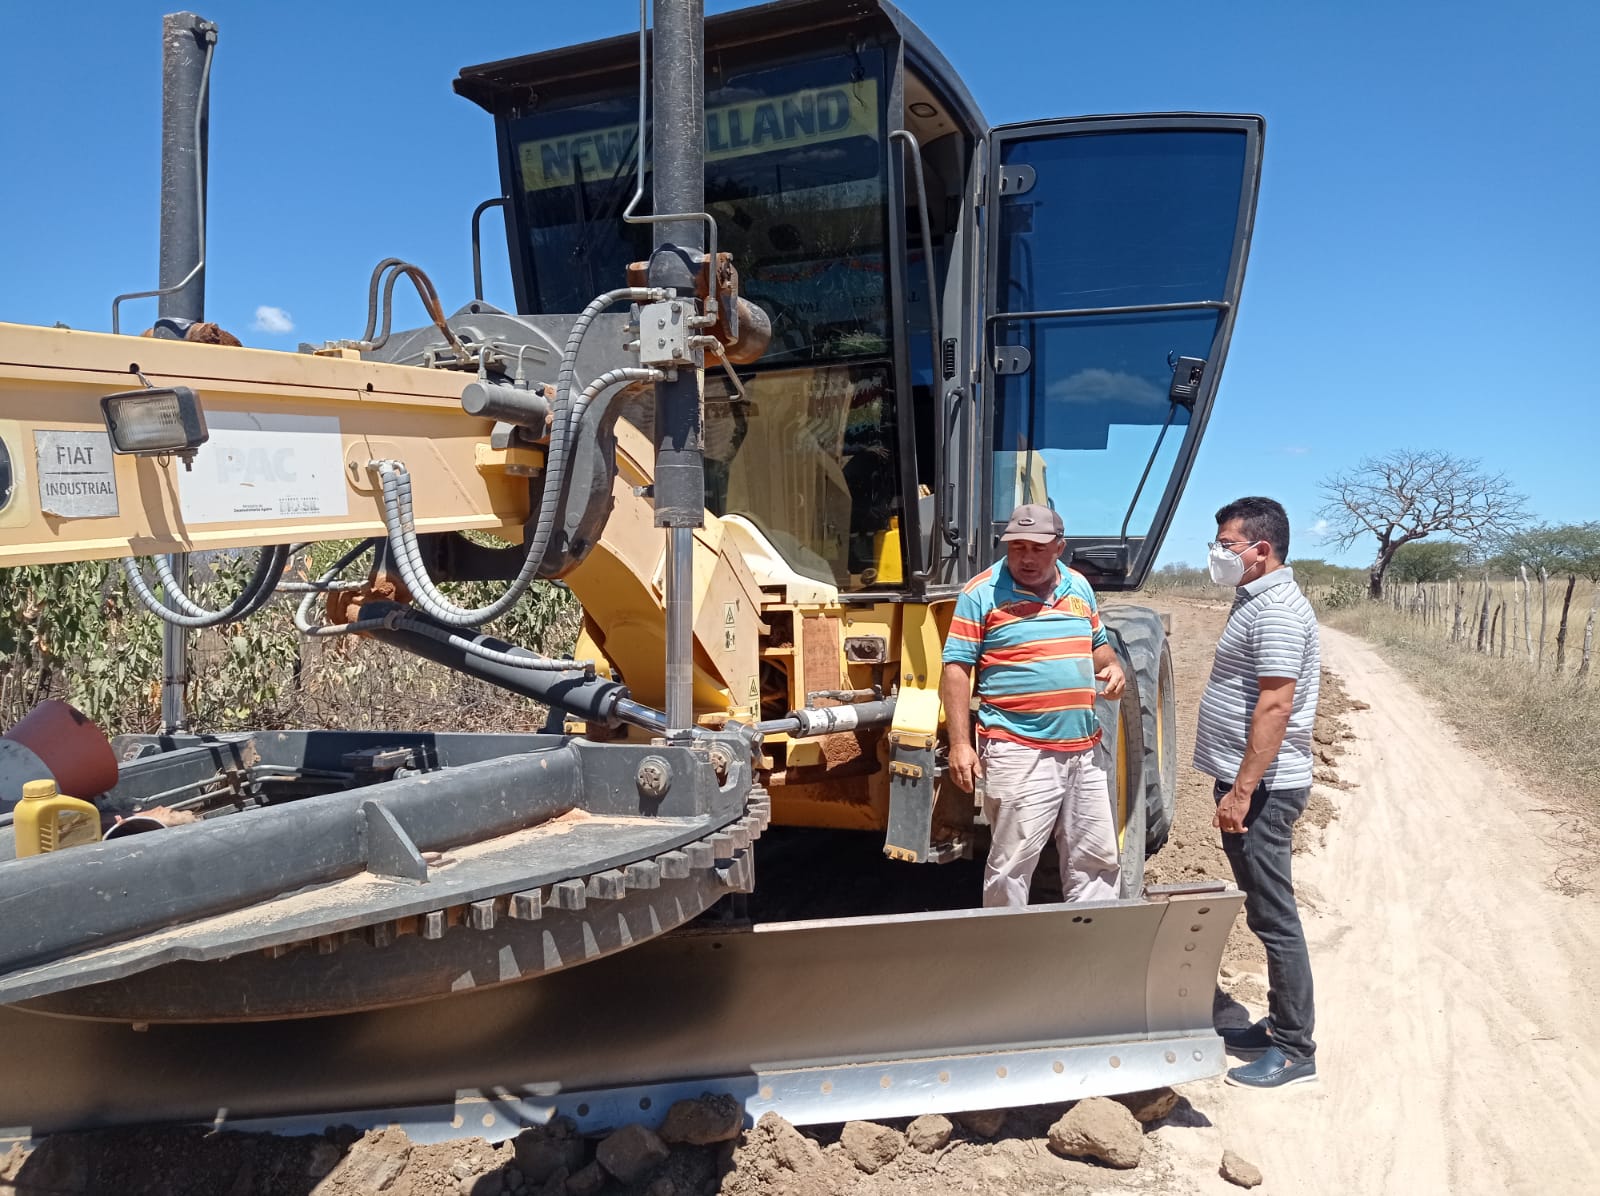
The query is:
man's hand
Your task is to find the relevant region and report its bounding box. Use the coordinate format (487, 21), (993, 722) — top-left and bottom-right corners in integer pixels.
(947, 740), (982, 793)
(1096, 659), (1126, 700)
(1213, 785), (1251, 834)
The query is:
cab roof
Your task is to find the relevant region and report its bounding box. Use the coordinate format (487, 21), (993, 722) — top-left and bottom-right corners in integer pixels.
(453, 0), (985, 135)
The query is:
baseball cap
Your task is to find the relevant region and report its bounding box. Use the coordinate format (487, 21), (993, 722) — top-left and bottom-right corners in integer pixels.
(1000, 503), (1063, 543)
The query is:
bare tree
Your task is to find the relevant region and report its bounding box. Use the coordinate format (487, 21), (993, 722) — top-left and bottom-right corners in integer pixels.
(1319, 450), (1528, 598)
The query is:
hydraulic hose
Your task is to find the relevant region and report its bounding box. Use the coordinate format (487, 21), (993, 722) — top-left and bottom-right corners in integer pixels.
(121, 544), (290, 629)
(367, 287), (664, 629)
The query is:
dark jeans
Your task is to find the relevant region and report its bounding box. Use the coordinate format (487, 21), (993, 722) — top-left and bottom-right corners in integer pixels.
(1214, 778), (1316, 1061)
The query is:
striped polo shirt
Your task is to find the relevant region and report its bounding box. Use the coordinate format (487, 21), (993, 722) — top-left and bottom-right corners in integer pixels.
(1194, 566), (1321, 789)
(943, 560), (1108, 751)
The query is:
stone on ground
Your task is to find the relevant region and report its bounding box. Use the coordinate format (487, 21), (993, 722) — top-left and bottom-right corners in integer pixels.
(1220, 1149), (1263, 1188)
(564, 1160), (606, 1196)
(906, 1114), (954, 1153)
(658, 1093), (743, 1145)
(1047, 1098), (1143, 1170)
(514, 1122), (586, 1184)
(595, 1124), (669, 1183)
(758, 1112), (822, 1172)
(952, 1108), (1008, 1139)
(840, 1121), (905, 1174)
(1115, 1087), (1180, 1124)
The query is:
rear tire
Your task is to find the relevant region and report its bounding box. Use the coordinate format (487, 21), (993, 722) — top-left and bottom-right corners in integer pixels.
(1097, 630), (1147, 899)
(1100, 607), (1177, 857)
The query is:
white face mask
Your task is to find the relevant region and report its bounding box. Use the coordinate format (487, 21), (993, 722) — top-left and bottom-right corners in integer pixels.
(1208, 542), (1249, 586)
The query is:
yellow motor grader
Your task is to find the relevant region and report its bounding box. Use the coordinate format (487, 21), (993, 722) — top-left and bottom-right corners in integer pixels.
(0, 0), (1261, 1142)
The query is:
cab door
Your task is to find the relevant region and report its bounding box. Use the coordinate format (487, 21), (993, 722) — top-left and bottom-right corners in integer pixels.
(978, 115), (1264, 589)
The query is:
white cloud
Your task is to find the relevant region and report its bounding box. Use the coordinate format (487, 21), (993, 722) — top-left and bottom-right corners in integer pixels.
(1310, 518), (1331, 541)
(253, 305), (294, 334)
(1046, 367), (1162, 405)
(1281, 445), (1310, 456)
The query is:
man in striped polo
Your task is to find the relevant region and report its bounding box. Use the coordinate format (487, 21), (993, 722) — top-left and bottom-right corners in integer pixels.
(1196, 496), (1321, 1089)
(940, 503), (1126, 907)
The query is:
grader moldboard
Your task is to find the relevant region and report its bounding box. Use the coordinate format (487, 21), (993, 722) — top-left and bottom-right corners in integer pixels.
(0, 0), (1261, 1146)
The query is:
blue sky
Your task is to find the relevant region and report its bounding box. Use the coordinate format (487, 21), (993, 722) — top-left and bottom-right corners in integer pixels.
(2, 0), (1595, 570)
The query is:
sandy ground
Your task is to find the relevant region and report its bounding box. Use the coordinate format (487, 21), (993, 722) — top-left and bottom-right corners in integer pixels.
(6, 601), (1600, 1195)
(1156, 621), (1600, 1196)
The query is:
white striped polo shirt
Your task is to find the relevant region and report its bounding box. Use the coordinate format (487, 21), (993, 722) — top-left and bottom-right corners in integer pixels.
(1194, 566), (1321, 790)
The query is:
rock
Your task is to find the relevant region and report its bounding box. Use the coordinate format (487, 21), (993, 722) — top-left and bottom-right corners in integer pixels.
(645, 1178), (677, 1196)
(1115, 1087), (1179, 1124)
(906, 1114), (953, 1153)
(565, 1161), (606, 1196)
(659, 1093), (743, 1145)
(505, 1165), (524, 1189)
(1220, 1150), (1263, 1188)
(758, 1112), (822, 1172)
(1313, 726), (1335, 746)
(537, 1167), (570, 1196)
(840, 1121), (904, 1174)
(462, 1172), (504, 1196)
(1046, 1098), (1143, 1170)
(952, 1108), (1008, 1139)
(1314, 767), (1339, 784)
(0, 1143), (27, 1182)
(595, 1124), (670, 1183)
(513, 1126), (587, 1185)
(322, 1132), (410, 1191)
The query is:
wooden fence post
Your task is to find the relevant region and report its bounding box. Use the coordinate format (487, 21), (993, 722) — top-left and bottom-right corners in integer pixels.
(1521, 565), (1534, 661)
(1579, 591), (1597, 681)
(1555, 574), (1577, 673)
(1452, 580), (1464, 645)
(1538, 567), (1549, 672)
(1477, 574), (1491, 653)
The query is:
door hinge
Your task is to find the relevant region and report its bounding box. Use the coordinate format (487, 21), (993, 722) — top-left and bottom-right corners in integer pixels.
(997, 164), (1036, 197)
(992, 345), (1032, 376)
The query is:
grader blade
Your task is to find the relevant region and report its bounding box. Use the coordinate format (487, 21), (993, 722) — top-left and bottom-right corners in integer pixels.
(0, 884), (1239, 1140)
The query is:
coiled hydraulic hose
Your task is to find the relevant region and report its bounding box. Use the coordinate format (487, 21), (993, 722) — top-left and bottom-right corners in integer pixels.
(367, 287), (664, 629)
(121, 544), (290, 629)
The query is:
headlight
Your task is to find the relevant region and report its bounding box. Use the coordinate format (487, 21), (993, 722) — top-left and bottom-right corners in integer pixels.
(99, 386), (209, 465)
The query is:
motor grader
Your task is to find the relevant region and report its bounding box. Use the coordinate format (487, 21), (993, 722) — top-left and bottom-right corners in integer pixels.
(0, 0), (1261, 1143)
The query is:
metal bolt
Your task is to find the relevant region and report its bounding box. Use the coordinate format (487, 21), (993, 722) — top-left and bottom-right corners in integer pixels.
(636, 755), (672, 798)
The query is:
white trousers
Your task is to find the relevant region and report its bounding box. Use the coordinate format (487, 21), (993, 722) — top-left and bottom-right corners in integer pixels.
(979, 738), (1121, 907)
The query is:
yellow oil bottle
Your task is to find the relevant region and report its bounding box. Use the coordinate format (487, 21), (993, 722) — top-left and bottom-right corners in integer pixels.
(13, 779), (101, 856)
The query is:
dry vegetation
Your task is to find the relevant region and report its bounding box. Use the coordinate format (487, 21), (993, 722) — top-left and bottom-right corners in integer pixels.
(1324, 585), (1600, 825)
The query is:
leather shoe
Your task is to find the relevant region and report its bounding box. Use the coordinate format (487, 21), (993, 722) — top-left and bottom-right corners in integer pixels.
(1225, 1045), (1317, 1088)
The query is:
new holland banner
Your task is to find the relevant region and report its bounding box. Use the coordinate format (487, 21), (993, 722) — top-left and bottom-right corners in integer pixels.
(520, 79), (880, 193)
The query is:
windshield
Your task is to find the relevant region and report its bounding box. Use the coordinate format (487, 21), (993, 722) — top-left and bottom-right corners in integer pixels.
(509, 48), (890, 364)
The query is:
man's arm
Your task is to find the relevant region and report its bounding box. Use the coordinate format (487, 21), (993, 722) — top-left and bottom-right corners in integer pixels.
(1084, 587), (1125, 699)
(1091, 642), (1126, 699)
(940, 661), (980, 792)
(1213, 676), (1296, 834)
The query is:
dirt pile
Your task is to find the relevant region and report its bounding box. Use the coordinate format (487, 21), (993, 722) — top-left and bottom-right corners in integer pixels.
(2, 1088), (1267, 1196)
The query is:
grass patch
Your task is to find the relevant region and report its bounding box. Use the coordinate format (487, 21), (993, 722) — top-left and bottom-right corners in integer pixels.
(1326, 601), (1600, 889)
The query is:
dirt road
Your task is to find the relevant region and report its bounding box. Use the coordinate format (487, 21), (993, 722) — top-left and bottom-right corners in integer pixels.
(1159, 622), (1600, 1196)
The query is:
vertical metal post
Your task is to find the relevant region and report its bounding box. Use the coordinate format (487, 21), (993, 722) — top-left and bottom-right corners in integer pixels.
(648, 0), (706, 738)
(157, 12), (214, 734)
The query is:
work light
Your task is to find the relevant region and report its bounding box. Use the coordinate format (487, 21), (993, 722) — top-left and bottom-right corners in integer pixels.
(99, 386), (209, 466)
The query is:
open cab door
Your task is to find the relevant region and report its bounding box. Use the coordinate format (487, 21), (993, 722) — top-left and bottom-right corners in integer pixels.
(982, 115), (1264, 589)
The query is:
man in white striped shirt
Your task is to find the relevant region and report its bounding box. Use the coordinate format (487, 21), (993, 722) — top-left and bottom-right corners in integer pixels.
(1195, 497), (1321, 1089)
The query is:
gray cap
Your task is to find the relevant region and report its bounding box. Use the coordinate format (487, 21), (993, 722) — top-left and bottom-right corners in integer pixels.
(1000, 503), (1063, 543)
